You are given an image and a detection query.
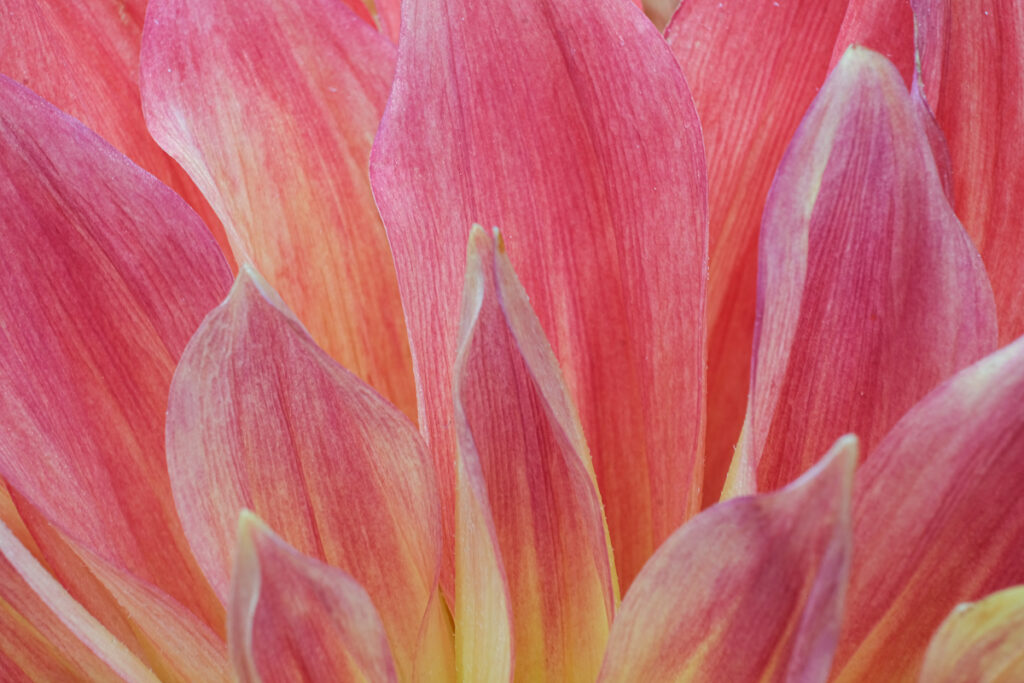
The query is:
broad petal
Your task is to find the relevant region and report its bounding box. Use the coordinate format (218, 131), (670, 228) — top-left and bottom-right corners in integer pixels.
(453, 227), (616, 682)
(913, 0), (1024, 342)
(919, 586), (1024, 682)
(834, 337), (1024, 680)
(828, 0), (915, 84)
(141, 0), (415, 418)
(166, 267), (449, 682)
(0, 75), (231, 629)
(599, 436), (856, 682)
(229, 512), (399, 683)
(744, 47), (997, 491)
(372, 0), (708, 591)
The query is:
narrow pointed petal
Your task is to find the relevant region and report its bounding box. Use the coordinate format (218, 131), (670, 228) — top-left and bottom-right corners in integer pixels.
(745, 47), (997, 491)
(167, 267), (449, 682)
(834, 337), (1024, 680)
(913, 0), (1024, 342)
(372, 0), (707, 591)
(453, 227), (617, 682)
(828, 0), (915, 84)
(230, 512), (399, 683)
(665, 0), (848, 502)
(0, 75), (231, 628)
(141, 0), (415, 418)
(599, 436), (856, 682)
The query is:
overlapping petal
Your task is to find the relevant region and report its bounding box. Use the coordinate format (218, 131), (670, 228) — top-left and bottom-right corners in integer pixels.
(828, 0), (915, 84)
(141, 0), (415, 418)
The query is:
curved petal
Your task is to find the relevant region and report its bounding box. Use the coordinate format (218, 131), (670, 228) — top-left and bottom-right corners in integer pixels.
(453, 227), (616, 682)
(913, 0), (1024, 342)
(141, 0), (414, 418)
(834, 337), (1024, 680)
(229, 512), (399, 683)
(828, 0), (915, 84)
(371, 0), (708, 591)
(599, 435), (856, 682)
(166, 267), (449, 682)
(744, 47), (997, 491)
(0, 74), (231, 629)
(665, 0), (848, 502)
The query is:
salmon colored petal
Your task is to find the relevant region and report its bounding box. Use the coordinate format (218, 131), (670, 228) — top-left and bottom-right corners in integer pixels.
(665, 0), (848, 503)
(229, 512), (399, 683)
(0, 1), (232, 263)
(140, 0), (415, 419)
(0, 74), (231, 630)
(828, 0), (915, 84)
(834, 337), (1024, 680)
(744, 47), (997, 491)
(913, 0), (1024, 342)
(166, 267), (450, 682)
(453, 227), (617, 682)
(371, 0), (708, 592)
(599, 435), (857, 682)
(643, 0), (680, 30)
(375, 0), (402, 43)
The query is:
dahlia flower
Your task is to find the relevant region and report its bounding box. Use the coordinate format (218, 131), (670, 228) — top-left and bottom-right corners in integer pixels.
(0, 0), (1022, 680)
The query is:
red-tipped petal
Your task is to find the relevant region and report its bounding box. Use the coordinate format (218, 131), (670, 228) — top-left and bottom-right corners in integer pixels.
(0, 74), (231, 629)
(453, 227), (617, 682)
(229, 512), (399, 683)
(141, 0), (415, 418)
(834, 337), (1024, 680)
(828, 0), (915, 85)
(745, 47), (996, 491)
(167, 267), (449, 682)
(599, 435), (856, 682)
(665, 0), (848, 503)
(372, 0), (707, 592)
(913, 0), (1024, 342)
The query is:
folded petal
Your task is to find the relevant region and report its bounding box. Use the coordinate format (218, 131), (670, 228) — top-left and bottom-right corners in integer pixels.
(828, 0), (915, 84)
(372, 0), (708, 591)
(453, 227), (617, 682)
(913, 0), (1024, 342)
(834, 337), (1024, 680)
(744, 47), (997, 491)
(599, 435), (856, 682)
(230, 512), (399, 683)
(141, 0), (414, 418)
(166, 267), (449, 682)
(665, 0), (848, 502)
(0, 74), (231, 629)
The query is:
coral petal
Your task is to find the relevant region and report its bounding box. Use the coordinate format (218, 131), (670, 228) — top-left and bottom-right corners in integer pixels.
(828, 0), (915, 84)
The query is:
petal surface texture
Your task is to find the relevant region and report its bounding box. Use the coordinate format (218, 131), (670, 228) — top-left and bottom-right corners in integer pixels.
(599, 435), (856, 682)
(746, 47), (997, 490)
(453, 227), (617, 683)
(371, 0), (708, 590)
(0, 75), (231, 629)
(828, 0), (915, 84)
(834, 337), (1024, 680)
(141, 0), (415, 418)
(166, 267), (448, 682)
(665, 0), (848, 501)
(913, 0), (1024, 342)
(229, 513), (399, 683)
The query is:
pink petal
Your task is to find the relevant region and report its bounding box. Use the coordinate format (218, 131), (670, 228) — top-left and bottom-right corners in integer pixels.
(166, 267), (450, 681)
(744, 47), (997, 491)
(0, 74), (231, 629)
(599, 435), (856, 682)
(453, 227), (617, 681)
(371, 0), (708, 591)
(375, 0), (402, 43)
(229, 512), (399, 683)
(828, 0), (915, 85)
(141, 0), (415, 419)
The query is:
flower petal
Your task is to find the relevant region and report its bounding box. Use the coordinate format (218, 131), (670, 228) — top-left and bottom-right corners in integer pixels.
(744, 47), (997, 491)
(913, 0), (1024, 342)
(371, 0), (708, 591)
(0, 74), (231, 629)
(453, 227), (617, 682)
(919, 586), (1024, 682)
(166, 267), (449, 682)
(141, 0), (415, 418)
(665, 0), (848, 502)
(834, 337), (1024, 680)
(599, 435), (856, 682)
(229, 512), (399, 683)
(828, 0), (915, 84)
